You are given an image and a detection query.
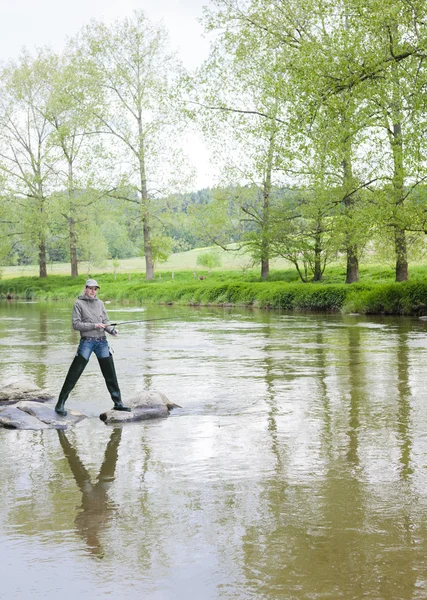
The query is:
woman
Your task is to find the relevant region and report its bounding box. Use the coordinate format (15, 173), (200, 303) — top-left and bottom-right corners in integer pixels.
(55, 279), (131, 416)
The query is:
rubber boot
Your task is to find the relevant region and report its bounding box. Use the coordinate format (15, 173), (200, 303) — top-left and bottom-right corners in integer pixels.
(55, 354), (89, 416)
(97, 355), (131, 411)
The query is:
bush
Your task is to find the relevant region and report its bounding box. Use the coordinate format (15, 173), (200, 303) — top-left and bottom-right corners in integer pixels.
(2, 273), (427, 316)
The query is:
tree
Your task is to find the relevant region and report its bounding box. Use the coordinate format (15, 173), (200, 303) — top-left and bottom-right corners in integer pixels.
(194, 3), (294, 280)
(267, 180), (341, 283)
(44, 49), (110, 277)
(0, 50), (59, 277)
(72, 10), (191, 280)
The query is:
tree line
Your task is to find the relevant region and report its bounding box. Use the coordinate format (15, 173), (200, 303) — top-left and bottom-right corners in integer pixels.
(1, 2), (427, 282)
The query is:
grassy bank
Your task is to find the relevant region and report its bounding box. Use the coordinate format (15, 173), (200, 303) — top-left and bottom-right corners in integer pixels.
(1, 270), (427, 315)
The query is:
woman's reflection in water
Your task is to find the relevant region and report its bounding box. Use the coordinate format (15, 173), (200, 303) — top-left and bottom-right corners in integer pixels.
(57, 428), (122, 558)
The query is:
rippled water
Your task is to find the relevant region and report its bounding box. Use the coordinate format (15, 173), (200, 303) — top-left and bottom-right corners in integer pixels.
(1, 300), (427, 599)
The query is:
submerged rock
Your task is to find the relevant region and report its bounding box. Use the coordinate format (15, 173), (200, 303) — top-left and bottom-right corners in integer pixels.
(100, 390), (180, 425)
(0, 401), (86, 431)
(0, 379), (54, 405)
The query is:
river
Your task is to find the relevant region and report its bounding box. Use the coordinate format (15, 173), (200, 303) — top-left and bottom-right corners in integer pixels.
(1, 299), (427, 599)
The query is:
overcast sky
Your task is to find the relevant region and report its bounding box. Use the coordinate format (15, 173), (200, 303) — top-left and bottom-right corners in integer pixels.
(0, 0), (216, 188)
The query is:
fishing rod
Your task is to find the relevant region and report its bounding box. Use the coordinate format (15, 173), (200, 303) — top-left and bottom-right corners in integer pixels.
(109, 317), (176, 326)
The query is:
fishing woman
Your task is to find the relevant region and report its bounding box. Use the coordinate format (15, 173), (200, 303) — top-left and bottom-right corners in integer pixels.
(55, 279), (131, 416)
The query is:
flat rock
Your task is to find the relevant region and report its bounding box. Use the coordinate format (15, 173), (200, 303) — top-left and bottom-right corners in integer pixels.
(17, 401), (87, 428)
(0, 401), (87, 430)
(0, 405), (51, 430)
(0, 379), (54, 405)
(100, 405), (169, 424)
(100, 390), (180, 425)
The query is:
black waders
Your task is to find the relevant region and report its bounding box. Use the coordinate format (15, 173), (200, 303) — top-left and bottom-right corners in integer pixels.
(97, 355), (131, 411)
(55, 354), (89, 416)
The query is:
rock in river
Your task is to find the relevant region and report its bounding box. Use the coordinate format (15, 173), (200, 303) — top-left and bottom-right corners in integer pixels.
(0, 379), (54, 405)
(100, 390), (180, 425)
(0, 381), (179, 429)
(0, 401), (86, 430)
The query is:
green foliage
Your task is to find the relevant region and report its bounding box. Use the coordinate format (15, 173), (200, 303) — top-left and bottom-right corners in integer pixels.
(196, 249), (222, 269)
(3, 269), (427, 316)
(101, 220), (138, 259)
(344, 281), (427, 315)
(149, 236), (174, 265)
(78, 228), (109, 272)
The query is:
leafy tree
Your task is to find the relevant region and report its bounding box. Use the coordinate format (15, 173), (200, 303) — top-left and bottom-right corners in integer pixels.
(72, 10), (191, 280)
(194, 1), (298, 279)
(0, 50), (59, 277)
(149, 235), (174, 266)
(44, 49), (110, 277)
(270, 188), (339, 282)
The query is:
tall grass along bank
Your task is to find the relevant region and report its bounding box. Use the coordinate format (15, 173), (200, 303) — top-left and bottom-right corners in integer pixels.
(2, 274), (427, 315)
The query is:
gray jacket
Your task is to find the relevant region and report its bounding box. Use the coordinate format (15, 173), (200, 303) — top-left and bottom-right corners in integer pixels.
(72, 294), (114, 339)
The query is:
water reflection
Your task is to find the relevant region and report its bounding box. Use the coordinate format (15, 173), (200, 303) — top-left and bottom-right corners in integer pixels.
(57, 428), (122, 559)
(3, 304), (427, 598)
(396, 332), (413, 479)
(347, 324), (361, 467)
(33, 306), (48, 390)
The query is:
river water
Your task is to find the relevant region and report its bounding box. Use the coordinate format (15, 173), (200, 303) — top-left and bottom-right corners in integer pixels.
(1, 299), (427, 599)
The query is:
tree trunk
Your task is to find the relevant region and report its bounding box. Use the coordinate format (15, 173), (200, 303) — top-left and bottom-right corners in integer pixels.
(38, 190), (47, 278)
(391, 120), (408, 281)
(395, 226), (408, 282)
(260, 185), (270, 281)
(346, 244), (359, 284)
(312, 230), (322, 282)
(390, 65), (408, 281)
(68, 159), (78, 277)
(39, 239), (47, 278)
(70, 216), (78, 278)
(260, 189), (270, 280)
(144, 219), (154, 280)
(342, 135), (359, 284)
(138, 114), (154, 281)
(260, 114), (277, 281)
(261, 257), (269, 280)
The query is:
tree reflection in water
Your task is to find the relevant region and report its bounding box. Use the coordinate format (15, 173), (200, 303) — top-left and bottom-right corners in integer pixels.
(57, 428), (122, 558)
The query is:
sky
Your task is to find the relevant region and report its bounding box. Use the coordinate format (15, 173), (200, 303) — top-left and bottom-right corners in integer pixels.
(0, 0), (216, 189)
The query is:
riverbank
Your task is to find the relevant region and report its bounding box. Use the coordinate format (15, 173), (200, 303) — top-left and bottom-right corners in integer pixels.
(1, 272), (427, 315)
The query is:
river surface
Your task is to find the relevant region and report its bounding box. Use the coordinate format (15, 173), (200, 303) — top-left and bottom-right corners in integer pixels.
(1, 300), (427, 599)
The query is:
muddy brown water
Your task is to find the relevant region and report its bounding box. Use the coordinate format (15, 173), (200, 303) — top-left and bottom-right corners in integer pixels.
(1, 300), (427, 599)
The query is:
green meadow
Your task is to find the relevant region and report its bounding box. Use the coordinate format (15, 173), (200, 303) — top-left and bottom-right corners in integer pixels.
(2, 249), (427, 315)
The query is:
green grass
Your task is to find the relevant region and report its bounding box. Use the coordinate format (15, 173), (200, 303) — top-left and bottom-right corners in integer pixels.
(2, 249), (427, 315)
(2, 271), (427, 315)
(0, 246), (255, 279)
(3, 251), (424, 284)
